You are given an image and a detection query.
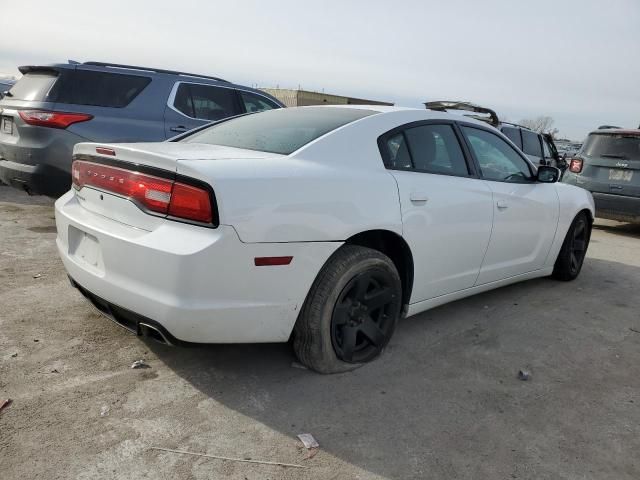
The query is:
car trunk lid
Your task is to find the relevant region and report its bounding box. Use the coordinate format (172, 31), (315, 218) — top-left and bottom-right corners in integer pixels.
(71, 142), (280, 230)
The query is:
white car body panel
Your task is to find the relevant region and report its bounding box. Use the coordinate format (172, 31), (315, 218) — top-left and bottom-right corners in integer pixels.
(56, 106), (595, 344)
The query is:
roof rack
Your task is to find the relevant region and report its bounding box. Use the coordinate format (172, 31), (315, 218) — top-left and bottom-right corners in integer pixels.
(424, 100), (500, 127)
(82, 61), (229, 83)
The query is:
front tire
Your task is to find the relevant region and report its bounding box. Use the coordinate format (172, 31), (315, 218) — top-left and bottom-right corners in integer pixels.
(293, 245), (402, 374)
(552, 212), (591, 281)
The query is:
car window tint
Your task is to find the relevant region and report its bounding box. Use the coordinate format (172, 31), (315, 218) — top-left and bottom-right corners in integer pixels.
(404, 124), (468, 175)
(189, 84), (237, 121)
(173, 83), (195, 117)
(384, 133), (412, 169)
(462, 126), (533, 182)
(240, 91), (279, 113)
(522, 130), (543, 157)
(501, 126), (522, 149)
(58, 70), (150, 108)
(582, 133), (640, 160)
(182, 107), (375, 155)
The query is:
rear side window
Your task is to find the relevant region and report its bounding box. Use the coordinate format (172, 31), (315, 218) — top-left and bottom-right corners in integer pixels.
(173, 83), (238, 121)
(501, 126), (522, 149)
(401, 124), (468, 175)
(385, 133), (412, 169)
(582, 133), (640, 160)
(240, 91), (279, 113)
(56, 70), (150, 108)
(182, 107), (374, 155)
(522, 130), (543, 158)
(6, 71), (59, 102)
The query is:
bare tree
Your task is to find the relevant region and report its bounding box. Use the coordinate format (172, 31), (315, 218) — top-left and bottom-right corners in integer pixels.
(519, 116), (555, 133)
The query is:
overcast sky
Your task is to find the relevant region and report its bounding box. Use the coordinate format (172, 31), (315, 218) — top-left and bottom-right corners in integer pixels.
(2, 0), (638, 139)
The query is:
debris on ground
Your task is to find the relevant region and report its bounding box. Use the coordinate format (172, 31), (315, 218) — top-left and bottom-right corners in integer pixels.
(1, 399), (13, 413)
(297, 433), (319, 449)
(518, 370), (531, 381)
(33, 273), (42, 279)
(10, 353), (17, 358)
(131, 360), (150, 369)
(33, 339), (39, 343)
(630, 327), (640, 334)
(100, 405), (110, 417)
(304, 448), (319, 460)
(291, 361), (307, 370)
(150, 447), (307, 469)
(51, 369), (60, 374)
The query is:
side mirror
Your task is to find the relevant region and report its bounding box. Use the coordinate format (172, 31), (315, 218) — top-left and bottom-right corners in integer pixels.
(537, 165), (560, 183)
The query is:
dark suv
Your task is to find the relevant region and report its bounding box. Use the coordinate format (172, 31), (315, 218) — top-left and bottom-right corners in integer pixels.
(562, 128), (640, 223)
(0, 61), (284, 196)
(425, 101), (563, 168)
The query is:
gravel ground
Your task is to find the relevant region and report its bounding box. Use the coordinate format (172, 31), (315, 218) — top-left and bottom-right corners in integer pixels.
(1, 184), (639, 480)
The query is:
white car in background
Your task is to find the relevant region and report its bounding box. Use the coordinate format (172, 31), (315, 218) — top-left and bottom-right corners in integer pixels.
(55, 106), (595, 373)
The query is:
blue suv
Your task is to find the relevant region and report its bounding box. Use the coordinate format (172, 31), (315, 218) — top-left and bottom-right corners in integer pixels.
(0, 61), (284, 196)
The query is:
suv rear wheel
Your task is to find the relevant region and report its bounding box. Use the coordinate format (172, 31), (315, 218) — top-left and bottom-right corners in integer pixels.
(293, 245), (402, 374)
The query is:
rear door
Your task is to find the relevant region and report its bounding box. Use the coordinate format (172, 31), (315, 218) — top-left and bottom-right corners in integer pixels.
(460, 125), (559, 284)
(380, 121), (494, 302)
(164, 82), (241, 137)
(577, 132), (640, 198)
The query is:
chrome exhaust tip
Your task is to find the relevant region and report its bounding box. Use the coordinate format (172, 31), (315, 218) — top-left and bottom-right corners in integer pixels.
(138, 322), (173, 346)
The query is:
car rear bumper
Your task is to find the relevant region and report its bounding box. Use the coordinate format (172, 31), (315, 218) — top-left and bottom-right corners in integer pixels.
(0, 159), (70, 196)
(55, 190), (340, 343)
(592, 192), (640, 223)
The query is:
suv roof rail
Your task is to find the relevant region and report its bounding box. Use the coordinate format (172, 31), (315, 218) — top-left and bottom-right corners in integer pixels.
(425, 100), (500, 127)
(82, 61), (229, 83)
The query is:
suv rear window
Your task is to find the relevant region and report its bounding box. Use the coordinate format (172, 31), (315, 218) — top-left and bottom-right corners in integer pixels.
(583, 133), (640, 160)
(182, 107), (375, 155)
(56, 70), (151, 108)
(6, 71), (59, 102)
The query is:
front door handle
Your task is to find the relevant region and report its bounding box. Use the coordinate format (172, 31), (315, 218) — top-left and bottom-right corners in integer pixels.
(170, 125), (188, 133)
(410, 191), (429, 203)
(496, 200), (509, 210)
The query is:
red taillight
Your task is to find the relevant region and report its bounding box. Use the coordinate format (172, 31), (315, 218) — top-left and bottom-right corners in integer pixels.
(72, 160), (215, 224)
(19, 110), (93, 129)
(569, 158), (584, 173)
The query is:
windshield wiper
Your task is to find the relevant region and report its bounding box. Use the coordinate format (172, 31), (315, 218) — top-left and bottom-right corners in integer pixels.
(600, 153), (628, 159)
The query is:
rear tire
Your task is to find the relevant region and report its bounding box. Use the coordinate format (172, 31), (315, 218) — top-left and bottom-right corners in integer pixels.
(552, 212), (591, 281)
(293, 245), (402, 374)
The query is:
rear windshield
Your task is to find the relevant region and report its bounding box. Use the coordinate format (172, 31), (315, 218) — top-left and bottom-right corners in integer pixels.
(181, 107), (375, 155)
(6, 71), (59, 101)
(583, 133), (640, 160)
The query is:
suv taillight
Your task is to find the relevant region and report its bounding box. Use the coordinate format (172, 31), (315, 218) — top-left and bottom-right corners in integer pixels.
(72, 160), (214, 224)
(19, 110), (93, 129)
(569, 158), (584, 173)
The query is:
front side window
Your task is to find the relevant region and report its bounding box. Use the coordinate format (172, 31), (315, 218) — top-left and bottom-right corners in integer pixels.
(240, 91), (279, 113)
(173, 83), (238, 121)
(402, 124), (468, 175)
(462, 126), (533, 182)
(522, 130), (543, 158)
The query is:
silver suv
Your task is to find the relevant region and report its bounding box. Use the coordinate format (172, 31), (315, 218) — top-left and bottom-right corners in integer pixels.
(0, 61), (284, 196)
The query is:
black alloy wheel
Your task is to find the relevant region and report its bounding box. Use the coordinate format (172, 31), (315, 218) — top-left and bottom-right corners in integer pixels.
(331, 270), (400, 363)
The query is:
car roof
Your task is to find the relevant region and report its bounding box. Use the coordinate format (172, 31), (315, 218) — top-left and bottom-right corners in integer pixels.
(589, 128), (640, 136)
(300, 104), (493, 125)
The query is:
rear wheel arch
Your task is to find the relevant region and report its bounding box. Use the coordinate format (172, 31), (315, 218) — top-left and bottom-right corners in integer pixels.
(344, 229), (414, 311)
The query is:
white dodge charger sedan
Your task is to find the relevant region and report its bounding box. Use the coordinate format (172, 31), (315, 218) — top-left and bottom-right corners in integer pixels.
(55, 106), (594, 373)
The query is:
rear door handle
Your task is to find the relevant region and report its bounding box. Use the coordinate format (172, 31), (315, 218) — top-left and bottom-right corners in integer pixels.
(170, 125), (188, 133)
(496, 200), (509, 210)
(410, 191), (429, 203)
